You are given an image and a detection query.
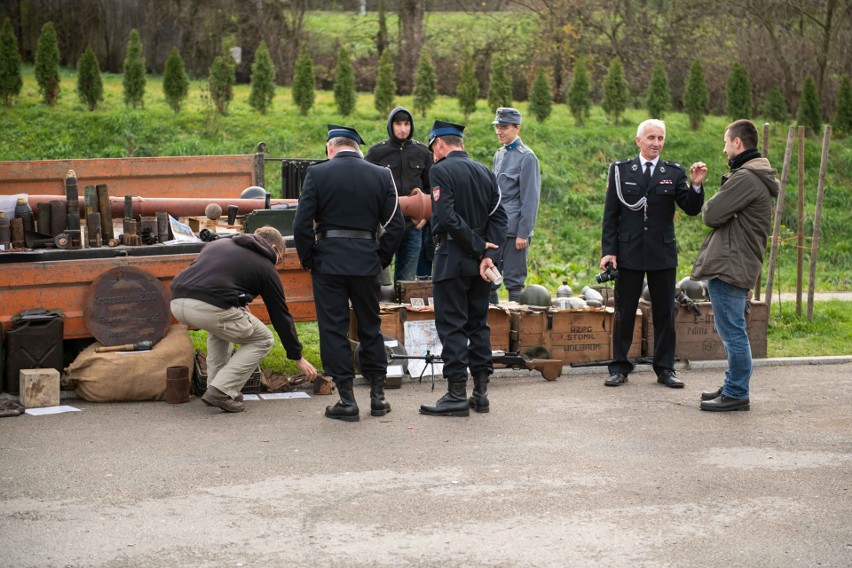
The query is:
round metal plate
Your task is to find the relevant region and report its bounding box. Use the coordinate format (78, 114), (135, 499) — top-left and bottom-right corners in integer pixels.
(83, 266), (171, 347)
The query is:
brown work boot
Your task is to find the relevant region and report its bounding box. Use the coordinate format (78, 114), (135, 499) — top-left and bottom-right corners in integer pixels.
(202, 386), (245, 413)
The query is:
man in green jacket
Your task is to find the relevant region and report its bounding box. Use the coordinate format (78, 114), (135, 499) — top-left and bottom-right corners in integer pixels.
(691, 119), (780, 412)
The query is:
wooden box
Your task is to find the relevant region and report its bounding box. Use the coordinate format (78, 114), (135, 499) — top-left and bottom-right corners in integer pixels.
(511, 308), (642, 365)
(488, 306), (511, 352)
(395, 279), (433, 305)
(641, 300), (768, 360)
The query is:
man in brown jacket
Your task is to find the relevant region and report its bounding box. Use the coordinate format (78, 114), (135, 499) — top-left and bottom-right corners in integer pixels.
(691, 119), (780, 412)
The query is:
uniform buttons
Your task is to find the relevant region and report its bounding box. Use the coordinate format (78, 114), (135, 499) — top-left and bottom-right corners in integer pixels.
(644, 227), (648, 230)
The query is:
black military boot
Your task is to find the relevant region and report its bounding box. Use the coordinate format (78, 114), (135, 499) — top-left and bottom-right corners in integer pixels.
(366, 373), (391, 417)
(420, 380), (470, 417)
(325, 379), (360, 422)
(468, 371), (490, 413)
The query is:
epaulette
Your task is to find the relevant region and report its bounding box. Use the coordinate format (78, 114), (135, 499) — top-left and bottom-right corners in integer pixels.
(664, 160), (684, 170)
(613, 158), (632, 167)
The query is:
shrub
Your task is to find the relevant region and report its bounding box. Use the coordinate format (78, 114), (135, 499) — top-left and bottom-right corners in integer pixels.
(35, 21), (60, 106)
(249, 41), (275, 114)
(122, 29), (146, 109)
(292, 44), (315, 116)
(567, 55), (590, 126)
(602, 56), (628, 126)
(76, 46), (103, 111)
(456, 50), (478, 119)
(646, 61), (671, 119)
(834, 76), (852, 135)
(528, 67), (553, 123)
(487, 56), (512, 112)
(208, 55), (235, 114)
(683, 60), (708, 130)
(797, 76), (822, 135)
(374, 49), (396, 117)
(163, 47), (189, 112)
(725, 62), (752, 120)
(760, 86), (789, 124)
(0, 17), (22, 107)
(413, 50), (436, 119)
(333, 46), (356, 116)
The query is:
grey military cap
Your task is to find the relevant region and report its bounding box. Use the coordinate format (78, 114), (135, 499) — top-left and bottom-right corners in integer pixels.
(492, 107), (522, 125)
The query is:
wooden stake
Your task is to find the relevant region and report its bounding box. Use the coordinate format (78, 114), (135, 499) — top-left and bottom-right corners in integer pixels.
(765, 126), (795, 315)
(807, 126), (831, 320)
(796, 126), (805, 316)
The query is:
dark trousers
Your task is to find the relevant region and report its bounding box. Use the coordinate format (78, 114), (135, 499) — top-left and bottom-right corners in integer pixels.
(433, 275), (493, 381)
(312, 273), (386, 382)
(609, 267), (676, 376)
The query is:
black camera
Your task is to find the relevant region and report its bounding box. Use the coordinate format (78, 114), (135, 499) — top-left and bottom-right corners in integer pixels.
(595, 262), (619, 284)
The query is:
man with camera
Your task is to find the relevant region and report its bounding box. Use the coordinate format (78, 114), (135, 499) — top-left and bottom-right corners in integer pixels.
(600, 119), (706, 388)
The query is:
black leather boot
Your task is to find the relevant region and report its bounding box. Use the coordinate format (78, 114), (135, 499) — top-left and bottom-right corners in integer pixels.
(366, 373), (391, 417)
(468, 372), (490, 413)
(325, 379), (359, 422)
(420, 381), (470, 417)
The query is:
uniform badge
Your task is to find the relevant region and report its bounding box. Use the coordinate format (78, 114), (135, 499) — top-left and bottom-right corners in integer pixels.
(659, 166), (666, 173)
(631, 164), (638, 172)
(433, 187), (440, 201)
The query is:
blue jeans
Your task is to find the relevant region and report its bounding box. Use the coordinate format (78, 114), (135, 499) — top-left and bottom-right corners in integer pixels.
(706, 278), (752, 399)
(394, 225), (422, 283)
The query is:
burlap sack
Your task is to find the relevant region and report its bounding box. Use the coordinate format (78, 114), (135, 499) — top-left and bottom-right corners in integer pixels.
(66, 324), (195, 402)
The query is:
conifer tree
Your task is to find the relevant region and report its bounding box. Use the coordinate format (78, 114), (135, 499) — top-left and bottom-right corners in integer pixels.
(333, 46), (356, 116)
(725, 62), (752, 120)
(834, 76), (852, 135)
(760, 86), (789, 124)
(645, 61), (671, 119)
(76, 46), (103, 111)
(413, 50), (436, 118)
(602, 56), (628, 126)
(291, 44), (315, 116)
(683, 60), (708, 130)
(0, 17), (22, 107)
(456, 50), (478, 120)
(374, 49), (396, 117)
(567, 55), (591, 126)
(35, 21), (60, 106)
(249, 41), (276, 114)
(528, 67), (553, 123)
(163, 47), (188, 112)
(487, 56), (512, 112)
(208, 54), (235, 114)
(122, 29), (146, 108)
(796, 76), (822, 134)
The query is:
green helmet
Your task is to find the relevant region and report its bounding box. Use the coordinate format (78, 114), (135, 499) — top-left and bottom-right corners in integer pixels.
(519, 284), (551, 307)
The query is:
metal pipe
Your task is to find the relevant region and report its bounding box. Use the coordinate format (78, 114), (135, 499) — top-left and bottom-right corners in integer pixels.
(26, 195), (299, 218)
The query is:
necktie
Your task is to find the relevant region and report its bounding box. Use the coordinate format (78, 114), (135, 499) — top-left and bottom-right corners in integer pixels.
(644, 161), (653, 185)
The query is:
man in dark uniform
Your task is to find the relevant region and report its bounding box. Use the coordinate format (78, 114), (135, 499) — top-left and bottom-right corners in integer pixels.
(420, 120), (507, 417)
(293, 125), (405, 422)
(600, 119), (707, 388)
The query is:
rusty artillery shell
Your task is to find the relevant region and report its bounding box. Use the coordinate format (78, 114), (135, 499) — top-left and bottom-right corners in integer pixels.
(0, 216), (10, 246)
(227, 205), (239, 225)
(124, 195), (133, 221)
(36, 202), (51, 235)
(156, 211), (170, 243)
(50, 200), (66, 235)
(10, 217), (24, 248)
(84, 185), (98, 218)
(96, 184), (114, 242)
(87, 212), (102, 247)
(65, 170), (79, 215)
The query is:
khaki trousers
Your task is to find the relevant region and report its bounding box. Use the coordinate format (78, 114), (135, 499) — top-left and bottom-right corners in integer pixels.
(170, 298), (273, 399)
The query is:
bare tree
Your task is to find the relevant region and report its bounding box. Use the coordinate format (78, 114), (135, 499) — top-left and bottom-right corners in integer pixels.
(398, 0), (425, 94)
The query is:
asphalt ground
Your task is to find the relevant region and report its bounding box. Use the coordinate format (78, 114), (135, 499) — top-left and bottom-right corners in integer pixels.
(1, 357), (850, 568)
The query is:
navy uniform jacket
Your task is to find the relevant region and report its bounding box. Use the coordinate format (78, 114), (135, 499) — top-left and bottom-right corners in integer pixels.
(430, 150), (508, 282)
(601, 156), (704, 271)
(293, 151), (405, 275)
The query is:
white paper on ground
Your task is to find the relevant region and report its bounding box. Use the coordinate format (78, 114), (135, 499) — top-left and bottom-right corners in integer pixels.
(25, 405), (82, 416)
(241, 394), (261, 401)
(258, 392), (311, 400)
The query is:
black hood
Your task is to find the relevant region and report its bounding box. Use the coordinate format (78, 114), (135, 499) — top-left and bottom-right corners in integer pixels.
(387, 106), (414, 143)
(232, 233), (277, 264)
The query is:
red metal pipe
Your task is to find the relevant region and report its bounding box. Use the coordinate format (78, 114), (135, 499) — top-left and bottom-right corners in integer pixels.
(26, 195), (298, 218)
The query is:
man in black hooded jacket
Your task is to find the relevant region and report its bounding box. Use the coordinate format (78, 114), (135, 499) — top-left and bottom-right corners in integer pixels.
(365, 106), (432, 283)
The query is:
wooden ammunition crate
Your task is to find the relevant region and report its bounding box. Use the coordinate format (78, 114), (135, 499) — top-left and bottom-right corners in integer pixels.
(641, 300), (768, 360)
(511, 308), (642, 365)
(395, 279), (433, 305)
(350, 304), (510, 352)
